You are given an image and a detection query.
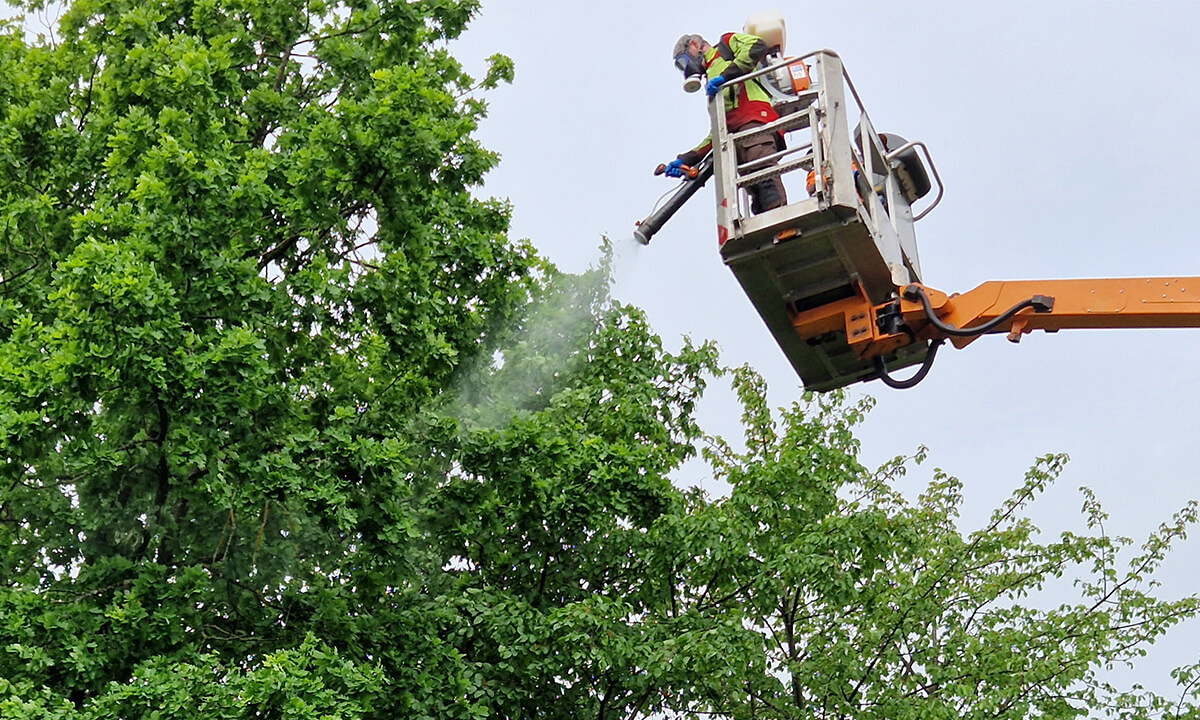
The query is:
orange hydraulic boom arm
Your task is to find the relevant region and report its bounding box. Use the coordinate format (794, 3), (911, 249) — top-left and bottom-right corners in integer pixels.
(794, 277), (1200, 388)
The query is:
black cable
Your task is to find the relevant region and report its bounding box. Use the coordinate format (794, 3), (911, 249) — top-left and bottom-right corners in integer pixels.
(872, 285), (1054, 389)
(902, 285), (1054, 338)
(873, 338), (944, 390)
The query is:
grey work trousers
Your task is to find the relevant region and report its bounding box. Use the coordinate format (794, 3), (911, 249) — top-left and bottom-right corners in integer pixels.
(735, 122), (787, 214)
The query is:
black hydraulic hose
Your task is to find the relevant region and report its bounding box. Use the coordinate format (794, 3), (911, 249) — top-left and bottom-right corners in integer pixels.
(873, 285), (1054, 389)
(902, 284), (1054, 338)
(873, 339), (944, 390)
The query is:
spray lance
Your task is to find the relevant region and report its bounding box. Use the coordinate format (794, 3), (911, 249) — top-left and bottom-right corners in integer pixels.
(633, 153), (714, 245)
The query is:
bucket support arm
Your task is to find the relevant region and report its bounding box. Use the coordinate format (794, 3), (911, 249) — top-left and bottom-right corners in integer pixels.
(793, 277), (1200, 388)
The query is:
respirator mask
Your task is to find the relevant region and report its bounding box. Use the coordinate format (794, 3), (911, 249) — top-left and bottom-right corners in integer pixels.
(675, 52), (706, 93)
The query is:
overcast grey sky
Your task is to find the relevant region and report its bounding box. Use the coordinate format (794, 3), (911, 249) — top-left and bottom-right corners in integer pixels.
(454, 0), (1200, 693)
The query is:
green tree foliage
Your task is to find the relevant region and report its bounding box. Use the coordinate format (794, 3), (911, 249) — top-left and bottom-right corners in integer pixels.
(0, 0), (1198, 718)
(0, 0), (727, 714)
(647, 366), (1200, 719)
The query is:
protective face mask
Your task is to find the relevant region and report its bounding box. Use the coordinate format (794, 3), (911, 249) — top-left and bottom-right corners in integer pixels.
(675, 52), (706, 93)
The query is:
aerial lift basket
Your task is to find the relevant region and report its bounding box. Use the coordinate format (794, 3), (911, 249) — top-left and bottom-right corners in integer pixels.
(638, 29), (1200, 391)
(710, 48), (942, 390)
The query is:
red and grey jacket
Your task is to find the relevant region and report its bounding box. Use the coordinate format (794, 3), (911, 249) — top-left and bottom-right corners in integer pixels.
(679, 32), (781, 165)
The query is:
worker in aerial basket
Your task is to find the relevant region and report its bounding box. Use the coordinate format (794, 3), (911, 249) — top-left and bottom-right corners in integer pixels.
(663, 32), (787, 215)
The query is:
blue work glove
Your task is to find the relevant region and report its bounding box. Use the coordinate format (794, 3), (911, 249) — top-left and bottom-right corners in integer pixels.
(663, 159), (685, 178)
(705, 75), (726, 97)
